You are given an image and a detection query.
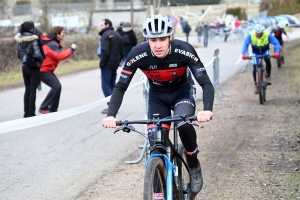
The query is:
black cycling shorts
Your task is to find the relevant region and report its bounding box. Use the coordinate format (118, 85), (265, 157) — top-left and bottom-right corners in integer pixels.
(147, 84), (195, 127)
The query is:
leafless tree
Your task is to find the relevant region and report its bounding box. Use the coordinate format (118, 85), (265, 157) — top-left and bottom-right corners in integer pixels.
(86, 0), (97, 34)
(39, 0), (50, 32)
(146, 0), (161, 15)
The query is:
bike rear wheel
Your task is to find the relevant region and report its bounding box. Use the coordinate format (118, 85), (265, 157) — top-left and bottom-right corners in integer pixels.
(144, 157), (166, 200)
(177, 144), (198, 200)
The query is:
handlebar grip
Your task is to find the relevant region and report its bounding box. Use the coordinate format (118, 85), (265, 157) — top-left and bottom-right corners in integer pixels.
(116, 121), (121, 126)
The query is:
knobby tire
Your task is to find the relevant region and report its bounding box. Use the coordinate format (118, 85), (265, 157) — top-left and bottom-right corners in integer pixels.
(143, 157), (166, 200)
(177, 144), (197, 200)
(277, 56), (282, 68)
(257, 68), (264, 104)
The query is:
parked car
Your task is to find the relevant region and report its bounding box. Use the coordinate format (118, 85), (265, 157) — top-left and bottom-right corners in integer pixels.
(278, 14), (300, 27)
(274, 16), (290, 28)
(248, 16), (274, 29)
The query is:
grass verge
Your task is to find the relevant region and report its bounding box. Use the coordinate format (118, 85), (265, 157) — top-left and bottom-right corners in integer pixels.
(0, 60), (99, 91)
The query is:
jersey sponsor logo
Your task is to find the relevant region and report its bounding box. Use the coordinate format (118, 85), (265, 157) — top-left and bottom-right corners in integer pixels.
(148, 65), (157, 69)
(126, 52), (148, 66)
(175, 100), (195, 107)
(197, 68), (206, 72)
(169, 63), (177, 67)
(120, 74), (128, 79)
(174, 48), (199, 62)
(142, 68), (185, 82)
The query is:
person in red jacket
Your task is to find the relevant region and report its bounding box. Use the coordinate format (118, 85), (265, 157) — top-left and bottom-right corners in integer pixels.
(39, 26), (77, 114)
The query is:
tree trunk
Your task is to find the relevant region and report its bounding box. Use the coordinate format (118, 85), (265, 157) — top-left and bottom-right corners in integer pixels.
(86, 0), (97, 34)
(40, 0), (49, 32)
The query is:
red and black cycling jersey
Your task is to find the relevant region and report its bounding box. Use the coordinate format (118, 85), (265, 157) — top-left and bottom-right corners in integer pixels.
(271, 26), (287, 43)
(107, 39), (214, 117)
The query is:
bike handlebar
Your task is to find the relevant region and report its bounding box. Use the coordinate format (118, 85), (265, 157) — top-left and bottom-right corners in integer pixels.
(246, 55), (274, 60)
(116, 114), (197, 126)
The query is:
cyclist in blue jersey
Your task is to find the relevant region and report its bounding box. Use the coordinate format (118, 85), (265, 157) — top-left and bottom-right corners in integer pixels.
(241, 24), (281, 94)
(102, 14), (214, 195)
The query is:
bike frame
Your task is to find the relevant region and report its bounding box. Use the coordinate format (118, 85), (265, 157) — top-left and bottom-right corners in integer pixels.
(116, 115), (196, 200)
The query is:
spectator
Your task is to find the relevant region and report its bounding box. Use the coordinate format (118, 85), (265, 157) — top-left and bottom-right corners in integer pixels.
(184, 21), (191, 43)
(180, 17), (186, 33)
(116, 21), (124, 35)
(97, 35), (101, 58)
(14, 21), (45, 118)
(202, 21), (210, 47)
(234, 18), (241, 29)
(120, 22), (137, 68)
(33, 25), (44, 91)
(224, 22), (231, 42)
(195, 21), (203, 42)
(99, 19), (124, 114)
(39, 26), (77, 114)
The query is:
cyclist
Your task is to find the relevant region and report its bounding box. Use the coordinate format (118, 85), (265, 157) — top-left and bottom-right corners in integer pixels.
(102, 14), (214, 195)
(241, 24), (281, 94)
(271, 20), (289, 64)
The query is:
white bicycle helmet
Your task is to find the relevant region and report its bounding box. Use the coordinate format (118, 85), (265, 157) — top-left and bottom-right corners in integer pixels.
(142, 14), (174, 38)
(253, 24), (265, 33)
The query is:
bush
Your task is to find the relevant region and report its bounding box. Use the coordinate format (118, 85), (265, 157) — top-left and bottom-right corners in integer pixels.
(0, 38), (21, 72)
(226, 7), (247, 20)
(0, 34), (100, 73)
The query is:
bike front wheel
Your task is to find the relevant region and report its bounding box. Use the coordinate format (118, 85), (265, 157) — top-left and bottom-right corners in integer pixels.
(144, 157), (166, 200)
(277, 56), (282, 68)
(257, 68), (264, 104)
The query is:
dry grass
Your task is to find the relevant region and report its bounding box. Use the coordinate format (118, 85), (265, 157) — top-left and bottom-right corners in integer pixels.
(0, 60), (99, 90)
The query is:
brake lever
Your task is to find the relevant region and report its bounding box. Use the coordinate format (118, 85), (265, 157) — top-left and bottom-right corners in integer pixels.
(114, 128), (121, 134)
(114, 124), (136, 134)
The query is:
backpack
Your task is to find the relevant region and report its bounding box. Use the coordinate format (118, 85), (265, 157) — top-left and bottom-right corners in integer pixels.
(21, 41), (42, 68)
(122, 33), (130, 45)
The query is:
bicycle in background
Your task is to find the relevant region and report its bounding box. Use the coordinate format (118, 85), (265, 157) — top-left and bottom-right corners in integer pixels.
(246, 55), (275, 104)
(115, 114), (199, 200)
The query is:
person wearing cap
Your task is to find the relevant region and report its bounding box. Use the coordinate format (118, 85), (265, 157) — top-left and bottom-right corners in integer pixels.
(116, 21), (124, 35)
(14, 21), (45, 118)
(241, 23), (281, 94)
(102, 14), (214, 196)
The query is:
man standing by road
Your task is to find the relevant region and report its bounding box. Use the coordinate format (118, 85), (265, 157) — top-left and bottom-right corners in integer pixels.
(99, 19), (124, 114)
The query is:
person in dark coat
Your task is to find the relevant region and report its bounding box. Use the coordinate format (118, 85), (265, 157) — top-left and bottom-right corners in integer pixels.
(14, 21), (45, 118)
(184, 21), (192, 43)
(99, 19), (124, 114)
(116, 21), (124, 35)
(120, 22), (137, 68)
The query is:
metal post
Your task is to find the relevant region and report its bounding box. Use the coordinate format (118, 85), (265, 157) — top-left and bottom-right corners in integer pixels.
(213, 49), (230, 101)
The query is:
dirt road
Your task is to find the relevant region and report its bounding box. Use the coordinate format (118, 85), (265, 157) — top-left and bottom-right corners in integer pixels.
(78, 41), (300, 200)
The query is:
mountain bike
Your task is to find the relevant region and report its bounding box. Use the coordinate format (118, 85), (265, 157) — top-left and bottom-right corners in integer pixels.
(247, 55), (274, 104)
(115, 114), (199, 200)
